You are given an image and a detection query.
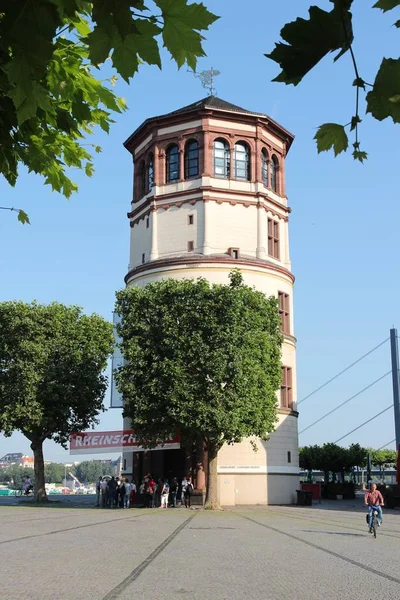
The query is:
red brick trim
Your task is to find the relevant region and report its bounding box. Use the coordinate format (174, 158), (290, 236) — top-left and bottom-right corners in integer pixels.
(127, 188), (289, 222)
(125, 255), (295, 284)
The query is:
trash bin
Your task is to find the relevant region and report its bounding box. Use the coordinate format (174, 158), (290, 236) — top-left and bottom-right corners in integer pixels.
(296, 490), (307, 505)
(305, 491), (313, 506)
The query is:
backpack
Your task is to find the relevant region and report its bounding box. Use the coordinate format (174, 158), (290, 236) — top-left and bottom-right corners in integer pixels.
(186, 482), (193, 496)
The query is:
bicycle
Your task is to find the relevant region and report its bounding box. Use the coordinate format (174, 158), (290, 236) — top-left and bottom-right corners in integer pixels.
(367, 507), (379, 538)
(15, 486), (33, 497)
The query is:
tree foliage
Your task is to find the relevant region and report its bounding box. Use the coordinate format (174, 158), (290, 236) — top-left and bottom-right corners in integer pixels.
(0, 465), (35, 489)
(267, 0), (400, 160)
(0, 301), (114, 501)
(300, 442), (368, 481)
(75, 460), (114, 483)
(370, 448), (397, 467)
(115, 271), (282, 508)
(0, 0), (218, 222)
(44, 462), (70, 484)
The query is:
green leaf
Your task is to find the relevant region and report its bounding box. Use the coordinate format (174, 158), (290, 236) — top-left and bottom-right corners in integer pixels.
(87, 26), (113, 66)
(71, 13), (91, 37)
(17, 209), (30, 225)
(156, 0), (219, 70)
(111, 34), (140, 81)
(352, 149), (368, 162)
(85, 162), (94, 177)
(395, 19), (400, 26)
(366, 58), (400, 122)
(314, 123), (349, 156)
(134, 19), (162, 68)
(373, 0), (400, 12)
(266, 5), (353, 85)
(350, 115), (361, 130)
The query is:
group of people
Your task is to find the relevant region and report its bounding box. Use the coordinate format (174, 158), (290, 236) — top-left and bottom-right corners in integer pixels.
(96, 476), (136, 508)
(140, 475), (194, 509)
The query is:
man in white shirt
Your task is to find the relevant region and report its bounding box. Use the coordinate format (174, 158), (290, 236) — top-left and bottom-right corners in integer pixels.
(124, 479), (131, 509)
(181, 477), (188, 506)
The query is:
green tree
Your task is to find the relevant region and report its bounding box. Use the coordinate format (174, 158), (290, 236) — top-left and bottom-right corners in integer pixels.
(370, 448), (397, 481)
(299, 445), (322, 481)
(75, 460), (113, 483)
(315, 443), (350, 482)
(44, 463), (66, 484)
(267, 0), (400, 161)
(115, 271), (282, 509)
(0, 465), (35, 489)
(0, 301), (114, 502)
(0, 0), (218, 223)
(347, 443), (367, 483)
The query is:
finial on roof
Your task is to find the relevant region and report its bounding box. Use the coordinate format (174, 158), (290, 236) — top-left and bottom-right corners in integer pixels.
(188, 66), (220, 96)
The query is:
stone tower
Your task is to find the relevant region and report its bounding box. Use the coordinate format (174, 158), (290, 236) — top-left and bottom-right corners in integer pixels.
(122, 96), (298, 505)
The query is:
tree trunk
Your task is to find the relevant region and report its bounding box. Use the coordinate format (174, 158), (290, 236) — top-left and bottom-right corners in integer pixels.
(31, 439), (48, 502)
(204, 442), (220, 510)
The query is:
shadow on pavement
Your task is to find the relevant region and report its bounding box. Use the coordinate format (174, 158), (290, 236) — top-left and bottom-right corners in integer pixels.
(301, 529), (365, 537)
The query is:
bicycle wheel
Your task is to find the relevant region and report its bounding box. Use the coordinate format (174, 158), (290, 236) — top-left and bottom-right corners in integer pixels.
(372, 513), (377, 538)
(15, 489), (22, 497)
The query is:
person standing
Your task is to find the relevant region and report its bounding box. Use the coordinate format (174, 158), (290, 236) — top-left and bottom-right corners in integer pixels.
(101, 478), (108, 508)
(161, 479), (170, 509)
(184, 476), (194, 509)
(181, 476), (188, 506)
(170, 477), (178, 507)
(146, 477), (156, 508)
(119, 478), (126, 508)
(108, 476), (116, 508)
(95, 477), (102, 507)
(124, 479), (131, 509)
(130, 480), (137, 508)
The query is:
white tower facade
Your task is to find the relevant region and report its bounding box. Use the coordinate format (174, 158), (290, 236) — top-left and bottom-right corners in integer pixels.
(123, 97), (299, 505)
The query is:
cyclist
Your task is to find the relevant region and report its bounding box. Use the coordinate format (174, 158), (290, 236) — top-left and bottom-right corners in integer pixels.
(23, 476), (33, 495)
(365, 483), (384, 533)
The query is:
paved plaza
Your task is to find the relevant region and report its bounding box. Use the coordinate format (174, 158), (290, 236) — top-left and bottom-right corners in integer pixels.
(1, 496), (400, 599)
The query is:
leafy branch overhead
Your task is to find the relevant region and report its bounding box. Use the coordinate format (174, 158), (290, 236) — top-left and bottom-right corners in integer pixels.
(266, 0), (400, 160)
(0, 0), (218, 221)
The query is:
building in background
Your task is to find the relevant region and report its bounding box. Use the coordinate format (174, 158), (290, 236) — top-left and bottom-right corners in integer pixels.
(120, 96), (299, 505)
(0, 453), (34, 469)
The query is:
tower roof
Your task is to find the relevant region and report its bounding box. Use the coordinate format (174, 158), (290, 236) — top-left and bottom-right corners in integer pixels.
(124, 95), (294, 152)
(153, 95), (266, 119)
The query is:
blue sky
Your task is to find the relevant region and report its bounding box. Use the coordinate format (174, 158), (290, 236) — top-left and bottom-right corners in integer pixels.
(1, 0), (399, 462)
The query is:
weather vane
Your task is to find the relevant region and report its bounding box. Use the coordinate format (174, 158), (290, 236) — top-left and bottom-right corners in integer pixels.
(189, 66), (220, 96)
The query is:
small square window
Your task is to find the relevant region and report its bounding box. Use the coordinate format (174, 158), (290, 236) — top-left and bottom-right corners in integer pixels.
(188, 241), (194, 252)
(188, 214), (194, 225)
(141, 253), (145, 264)
(146, 216), (149, 228)
(228, 247), (240, 259)
(287, 451), (291, 464)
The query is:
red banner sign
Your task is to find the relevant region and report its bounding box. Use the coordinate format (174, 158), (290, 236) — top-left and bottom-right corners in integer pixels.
(69, 430), (180, 454)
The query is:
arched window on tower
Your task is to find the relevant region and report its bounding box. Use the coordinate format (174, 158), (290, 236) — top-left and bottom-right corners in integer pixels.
(184, 139), (199, 179)
(233, 142), (250, 181)
(166, 144), (180, 183)
(261, 149), (269, 187)
(213, 138), (230, 178)
(271, 155), (279, 193)
(139, 160), (146, 196)
(147, 153), (154, 191)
